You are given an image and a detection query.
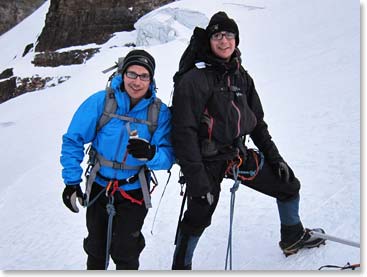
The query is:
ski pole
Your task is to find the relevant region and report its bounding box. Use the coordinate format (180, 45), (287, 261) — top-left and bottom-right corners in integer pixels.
(225, 165), (241, 270)
(174, 190), (187, 245)
(150, 170), (171, 235)
(309, 230), (360, 248)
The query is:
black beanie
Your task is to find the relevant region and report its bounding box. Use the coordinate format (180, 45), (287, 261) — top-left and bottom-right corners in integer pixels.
(206, 11), (239, 46)
(120, 49), (156, 81)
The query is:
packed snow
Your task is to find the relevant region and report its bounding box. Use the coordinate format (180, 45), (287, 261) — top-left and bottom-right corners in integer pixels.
(0, 0), (361, 274)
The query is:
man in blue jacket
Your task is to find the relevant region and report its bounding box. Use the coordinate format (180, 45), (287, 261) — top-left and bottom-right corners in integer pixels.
(60, 49), (175, 270)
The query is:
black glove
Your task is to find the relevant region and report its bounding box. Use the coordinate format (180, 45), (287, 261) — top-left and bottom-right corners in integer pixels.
(127, 137), (156, 161)
(272, 161), (290, 183)
(62, 185), (85, 213)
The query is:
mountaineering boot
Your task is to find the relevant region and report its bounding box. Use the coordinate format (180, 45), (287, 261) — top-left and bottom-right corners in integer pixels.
(279, 223), (326, 256)
(172, 230), (200, 270)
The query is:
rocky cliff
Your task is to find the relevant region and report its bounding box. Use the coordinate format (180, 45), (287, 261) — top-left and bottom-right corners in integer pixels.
(0, 0), (46, 35)
(0, 0), (174, 103)
(36, 0), (173, 52)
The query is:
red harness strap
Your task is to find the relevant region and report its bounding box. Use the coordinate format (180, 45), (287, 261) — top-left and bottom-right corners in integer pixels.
(106, 179), (157, 206)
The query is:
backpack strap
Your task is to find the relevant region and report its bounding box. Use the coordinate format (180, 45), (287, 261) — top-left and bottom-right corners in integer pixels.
(147, 97), (162, 135)
(86, 90), (162, 207)
(96, 87), (161, 136)
(138, 166), (152, 208)
(96, 87), (117, 133)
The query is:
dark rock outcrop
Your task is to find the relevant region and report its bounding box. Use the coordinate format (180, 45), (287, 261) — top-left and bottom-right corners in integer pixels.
(0, 68), (14, 80)
(0, 0), (46, 35)
(32, 48), (100, 67)
(22, 43), (34, 57)
(0, 75), (70, 104)
(0, 77), (17, 103)
(36, 0), (174, 52)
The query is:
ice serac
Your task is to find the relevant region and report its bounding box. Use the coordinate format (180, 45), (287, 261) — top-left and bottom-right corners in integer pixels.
(135, 7), (208, 46)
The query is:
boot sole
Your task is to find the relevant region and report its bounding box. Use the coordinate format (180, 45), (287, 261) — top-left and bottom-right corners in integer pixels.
(283, 240), (326, 257)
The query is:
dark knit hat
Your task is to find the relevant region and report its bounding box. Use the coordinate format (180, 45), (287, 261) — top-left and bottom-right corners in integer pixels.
(120, 49), (156, 81)
(206, 11), (239, 46)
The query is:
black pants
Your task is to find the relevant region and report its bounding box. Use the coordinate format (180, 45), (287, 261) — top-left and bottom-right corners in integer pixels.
(83, 183), (148, 270)
(180, 149), (301, 237)
(173, 150), (302, 268)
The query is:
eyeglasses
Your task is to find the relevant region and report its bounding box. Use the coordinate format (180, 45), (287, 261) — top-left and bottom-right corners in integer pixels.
(211, 31), (236, 41)
(125, 71), (150, 82)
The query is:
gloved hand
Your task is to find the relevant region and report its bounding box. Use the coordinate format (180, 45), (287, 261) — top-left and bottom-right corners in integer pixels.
(272, 161), (290, 183)
(127, 137), (156, 161)
(62, 185), (86, 213)
(200, 192), (214, 205)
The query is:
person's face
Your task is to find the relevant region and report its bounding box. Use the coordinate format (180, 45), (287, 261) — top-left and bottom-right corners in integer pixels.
(210, 31), (236, 61)
(123, 64), (151, 104)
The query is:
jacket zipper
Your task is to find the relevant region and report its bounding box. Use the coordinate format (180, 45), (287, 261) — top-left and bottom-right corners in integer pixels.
(204, 108), (214, 141)
(231, 100), (241, 137)
(227, 75), (241, 137)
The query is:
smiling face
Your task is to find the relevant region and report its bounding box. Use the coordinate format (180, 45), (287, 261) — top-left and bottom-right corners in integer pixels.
(210, 31), (236, 61)
(123, 64), (151, 107)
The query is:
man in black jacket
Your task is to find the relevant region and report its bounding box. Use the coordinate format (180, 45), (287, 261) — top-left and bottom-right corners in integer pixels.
(171, 11), (325, 270)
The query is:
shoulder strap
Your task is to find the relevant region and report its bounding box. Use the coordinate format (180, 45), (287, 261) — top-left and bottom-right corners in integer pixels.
(237, 66), (253, 98)
(96, 87), (117, 133)
(147, 97), (162, 135)
(96, 87), (162, 136)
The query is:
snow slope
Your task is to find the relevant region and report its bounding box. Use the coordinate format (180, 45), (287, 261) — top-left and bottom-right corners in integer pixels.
(0, 0), (361, 273)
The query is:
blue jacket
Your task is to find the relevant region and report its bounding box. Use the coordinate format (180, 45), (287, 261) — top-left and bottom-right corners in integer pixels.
(60, 74), (175, 191)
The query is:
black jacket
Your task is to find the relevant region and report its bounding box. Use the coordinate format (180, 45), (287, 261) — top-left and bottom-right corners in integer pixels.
(172, 48), (284, 197)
